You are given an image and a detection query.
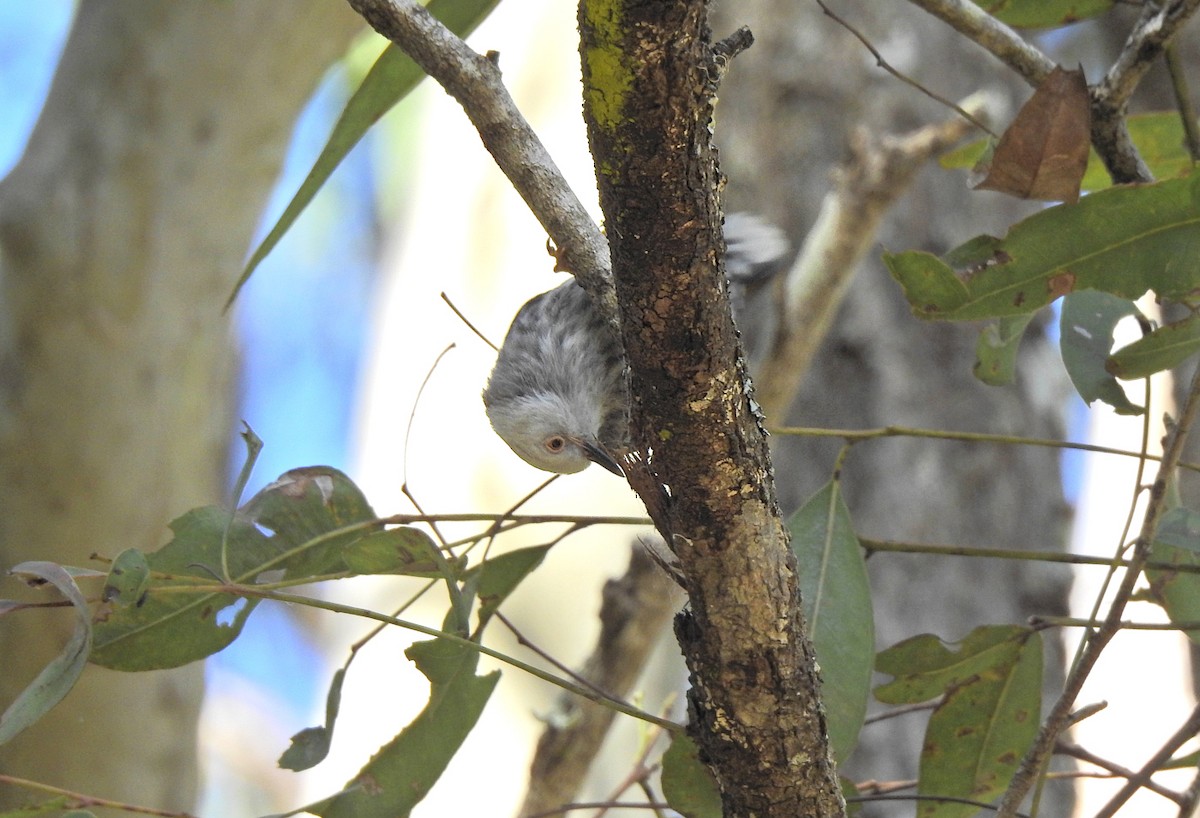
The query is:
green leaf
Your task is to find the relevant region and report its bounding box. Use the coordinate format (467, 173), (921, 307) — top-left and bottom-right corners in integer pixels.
(943, 113), (1198, 191)
(463, 545), (552, 629)
(876, 627), (1042, 818)
(341, 528), (448, 577)
(971, 0), (1113, 28)
(974, 314), (1035, 385)
(279, 668), (345, 772)
(1108, 312), (1200, 379)
(90, 507), (268, 670)
(788, 481), (874, 764)
(884, 174), (1200, 321)
(241, 466), (380, 579)
(315, 638), (499, 818)
(228, 0), (502, 308)
(661, 734), (723, 818)
(102, 547), (151, 608)
(1059, 291), (1144, 414)
(0, 563), (93, 745)
(1147, 510), (1200, 645)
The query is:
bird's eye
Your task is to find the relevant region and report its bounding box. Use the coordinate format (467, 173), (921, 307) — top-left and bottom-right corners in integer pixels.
(544, 436), (566, 453)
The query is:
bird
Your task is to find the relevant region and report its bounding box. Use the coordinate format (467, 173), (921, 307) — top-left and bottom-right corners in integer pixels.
(483, 213), (789, 475)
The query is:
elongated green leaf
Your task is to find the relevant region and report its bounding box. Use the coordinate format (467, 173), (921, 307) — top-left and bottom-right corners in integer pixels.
(229, 0), (502, 308)
(464, 544), (552, 629)
(0, 562), (92, 745)
(0, 797), (72, 817)
(1059, 291), (1143, 414)
(316, 638), (499, 818)
(885, 174), (1200, 321)
(942, 112), (1197, 191)
(971, 0), (1113, 28)
(1108, 312), (1200, 379)
(974, 313), (1034, 385)
(661, 734), (722, 818)
(342, 528), (448, 577)
(789, 481), (874, 763)
(876, 626), (1042, 818)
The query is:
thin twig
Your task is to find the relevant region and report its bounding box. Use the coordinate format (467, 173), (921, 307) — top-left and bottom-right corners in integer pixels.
(441, 290), (498, 351)
(1163, 42), (1200, 161)
(1055, 740), (1185, 805)
(1092, 702), (1200, 818)
(997, 362), (1200, 817)
(816, 0), (996, 136)
(0, 774), (199, 818)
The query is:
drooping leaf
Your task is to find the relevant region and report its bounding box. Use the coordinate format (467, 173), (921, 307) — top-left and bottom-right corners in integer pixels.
(463, 544), (553, 629)
(971, 0), (1113, 28)
(975, 313), (1035, 385)
(0, 562), (93, 745)
(788, 481), (874, 763)
(1059, 291), (1144, 414)
(314, 638), (498, 818)
(661, 734), (723, 818)
(944, 112), (1200, 191)
(876, 626), (1042, 818)
(279, 669), (346, 772)
(102, 548), (151, 608)
(884, 173), (1200, 321)
(229, 0), (503, 308)
(975, 67), (1090, 203)
(1147, 510), (1200, 645)
(1108, 312), (1200, 380)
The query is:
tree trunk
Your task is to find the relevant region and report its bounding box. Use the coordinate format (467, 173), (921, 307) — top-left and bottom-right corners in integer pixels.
(710, 2), (1074, 812)
(0, 2), (362, 812)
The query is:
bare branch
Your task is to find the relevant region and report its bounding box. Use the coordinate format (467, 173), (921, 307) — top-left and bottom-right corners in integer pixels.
(1091, 0), (1200, 182)
(1092, 703), (1200, 818)
(343, 0), (616, 316)
(902, 0), (1055, 86)
(755, 96), (995, 418)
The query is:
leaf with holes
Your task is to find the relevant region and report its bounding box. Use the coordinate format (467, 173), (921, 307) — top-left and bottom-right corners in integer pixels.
(1059, 291), (1144, 414)
(789, 480), (873, 763)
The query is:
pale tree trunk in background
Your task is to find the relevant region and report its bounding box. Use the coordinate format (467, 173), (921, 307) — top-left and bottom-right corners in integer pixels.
(0, 2), (362, 812)
(711, 3), (1074, 813)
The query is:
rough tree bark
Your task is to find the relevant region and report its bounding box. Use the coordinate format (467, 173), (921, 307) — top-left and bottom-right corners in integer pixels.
(0, 2), (362, 812)
(579, 2), (844, 816)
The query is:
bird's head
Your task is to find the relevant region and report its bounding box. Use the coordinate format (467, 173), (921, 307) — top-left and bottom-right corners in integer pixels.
(483, 391), (623, 476)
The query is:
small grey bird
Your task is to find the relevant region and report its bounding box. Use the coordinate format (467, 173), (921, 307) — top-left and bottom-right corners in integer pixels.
(483, 213), (789, 475)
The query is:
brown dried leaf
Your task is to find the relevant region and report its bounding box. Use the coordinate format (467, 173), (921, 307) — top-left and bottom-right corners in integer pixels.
(976, 66), (1091, 203)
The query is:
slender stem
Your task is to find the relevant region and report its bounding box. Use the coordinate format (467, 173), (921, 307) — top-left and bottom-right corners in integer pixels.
(1056, 741), (1185, 805)
(861, 538), (1200, 576)
(772, 423), (1200, 473)
(997, 362), (1200, 817)
(1164, 43), (1200, 161)
(0, 774), (198, 818)
(183, 582), (682, 734)
(1092, 703), (1200, 818)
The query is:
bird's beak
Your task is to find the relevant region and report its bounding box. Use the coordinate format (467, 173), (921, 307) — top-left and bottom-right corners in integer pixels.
(579, 438), (624, 476)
